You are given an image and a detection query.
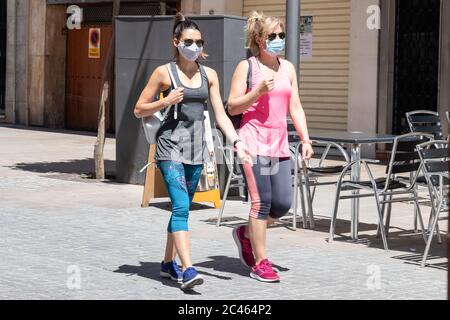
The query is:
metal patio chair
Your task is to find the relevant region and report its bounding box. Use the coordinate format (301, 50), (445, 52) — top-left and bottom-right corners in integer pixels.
(329, 132), (434, 250)
(216, 142), (314, 229)
(416, 140), (449, 267)
(291, 140), (351, 230)
(215, 144), (247, 227)
(405, 110), (446, 234)
(406, 110), (446, 141)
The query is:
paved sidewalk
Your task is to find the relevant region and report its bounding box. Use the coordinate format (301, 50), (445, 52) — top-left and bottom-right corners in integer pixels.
(0, 125), (447, 300)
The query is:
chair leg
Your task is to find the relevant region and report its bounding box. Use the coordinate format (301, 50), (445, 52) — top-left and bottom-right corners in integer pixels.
(427, 207), (433, 232)
(293, 168), (299, 230)
(413, 185), (419, 233)
(374, 194), (389, 251)
(299, 174), (308, 229)
(302, 167), (315, 229)
(376, 194), (387, 239)
(435, 214), (442, 244)
(311, 183), (317, 203)
(216, 169), (234, 227)
(413, 203), (418, 233)
(427, 199), (443, 244)
(421, 200), (443, 267)
(413, 198), (427, 243)
(384, 194), (393, 238)
(329, 184), (343, 243)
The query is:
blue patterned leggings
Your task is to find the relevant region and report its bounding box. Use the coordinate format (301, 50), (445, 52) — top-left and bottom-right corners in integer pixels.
(157, 161), (203, 233)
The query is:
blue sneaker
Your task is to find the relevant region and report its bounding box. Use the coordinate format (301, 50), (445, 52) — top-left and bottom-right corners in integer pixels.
(180, 267), (204, 291)
(160, 261), (183, 283)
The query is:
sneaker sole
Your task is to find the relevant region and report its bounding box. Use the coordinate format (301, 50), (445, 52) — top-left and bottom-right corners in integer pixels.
(250, 272), (280, 283)
(181, 275), (204, 291)
(232, 228), (253, 268)
(160, 271), (183, 283)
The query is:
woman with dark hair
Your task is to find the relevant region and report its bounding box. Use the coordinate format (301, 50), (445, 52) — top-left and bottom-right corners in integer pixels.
(134, 13), (252, 291)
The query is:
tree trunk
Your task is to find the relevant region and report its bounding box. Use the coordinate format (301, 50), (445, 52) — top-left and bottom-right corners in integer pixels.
(94, 0), (121, 179)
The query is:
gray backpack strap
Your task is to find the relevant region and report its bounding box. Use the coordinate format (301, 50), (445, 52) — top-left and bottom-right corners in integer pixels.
(166, 62), (179, 119)
(247, 58), (253, 90)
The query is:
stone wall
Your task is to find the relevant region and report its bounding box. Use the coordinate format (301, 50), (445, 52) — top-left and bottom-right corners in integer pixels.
(4, 0), (66, 127)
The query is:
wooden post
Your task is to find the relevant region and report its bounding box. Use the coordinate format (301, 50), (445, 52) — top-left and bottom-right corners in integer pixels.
(141, 144), (156, 208)
(94, 0), (121, 179)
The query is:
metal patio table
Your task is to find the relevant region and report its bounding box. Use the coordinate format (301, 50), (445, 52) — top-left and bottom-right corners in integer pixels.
(308, 130), (397, 240)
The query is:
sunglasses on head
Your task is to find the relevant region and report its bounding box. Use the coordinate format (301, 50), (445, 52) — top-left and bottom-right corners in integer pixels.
(267, 32), (286, 41)
(181, 39), (205, 47)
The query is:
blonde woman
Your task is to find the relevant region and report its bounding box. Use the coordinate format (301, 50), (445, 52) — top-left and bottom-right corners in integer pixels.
(227, 11), (314, 283)
(134, 13), (252, 290)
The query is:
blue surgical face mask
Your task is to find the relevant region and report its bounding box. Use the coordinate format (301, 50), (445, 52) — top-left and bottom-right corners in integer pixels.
(177, 42), (203, 61)
(265, 38), (285, 56)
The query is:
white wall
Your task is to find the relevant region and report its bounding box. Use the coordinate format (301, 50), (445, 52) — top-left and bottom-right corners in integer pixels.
(182, 0), (243, 16)
(347, 0), (380, 158)
(201, 0), (243, 16)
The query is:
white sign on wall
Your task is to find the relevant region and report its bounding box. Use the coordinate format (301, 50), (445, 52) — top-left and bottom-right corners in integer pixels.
(300, 15), (313, 60)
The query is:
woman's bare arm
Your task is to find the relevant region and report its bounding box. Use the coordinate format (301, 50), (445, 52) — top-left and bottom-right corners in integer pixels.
(226, 60), (273, 116)
(133, 65), (184, 119)
(206, 67), (253, 165)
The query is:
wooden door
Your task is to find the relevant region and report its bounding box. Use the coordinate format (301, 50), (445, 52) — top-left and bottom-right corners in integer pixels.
(66, 24), (114, 132)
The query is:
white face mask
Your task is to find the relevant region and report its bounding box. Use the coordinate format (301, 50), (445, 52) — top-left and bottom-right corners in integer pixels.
(265, 38), (285, 56)
(177, 42), (203, 61)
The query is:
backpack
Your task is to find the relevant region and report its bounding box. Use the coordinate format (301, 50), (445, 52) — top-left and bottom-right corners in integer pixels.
(141, 63), (177, 145)
(225, 59), (253, 129)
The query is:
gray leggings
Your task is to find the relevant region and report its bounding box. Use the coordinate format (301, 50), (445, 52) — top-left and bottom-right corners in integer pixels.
(241, 156), (292, 220)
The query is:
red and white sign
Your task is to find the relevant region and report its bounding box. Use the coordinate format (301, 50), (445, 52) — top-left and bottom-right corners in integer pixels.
(88, 28), (101, 59)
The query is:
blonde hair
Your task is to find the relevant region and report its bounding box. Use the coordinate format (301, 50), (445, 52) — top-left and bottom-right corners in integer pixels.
(245, 11), (285, 56)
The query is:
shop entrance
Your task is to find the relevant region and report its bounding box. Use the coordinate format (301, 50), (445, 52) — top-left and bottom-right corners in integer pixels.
(393, 0), (441, 134)
(0, 0), (7, 115)
(66, 24), (114, 132)
(65, 2), (175, 133)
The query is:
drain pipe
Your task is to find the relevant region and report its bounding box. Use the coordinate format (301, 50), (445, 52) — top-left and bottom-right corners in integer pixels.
(11, 0), (17, 124)
(285, 0), (300, 82)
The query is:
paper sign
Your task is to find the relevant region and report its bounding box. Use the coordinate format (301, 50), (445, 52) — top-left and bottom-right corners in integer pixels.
(300, 16), (313, 60)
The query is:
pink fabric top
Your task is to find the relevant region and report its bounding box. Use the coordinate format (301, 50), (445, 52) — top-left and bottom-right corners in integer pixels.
(239, 56), (292, 157)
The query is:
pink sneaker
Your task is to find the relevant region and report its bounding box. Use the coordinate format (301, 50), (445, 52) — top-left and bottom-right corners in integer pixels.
(232, 226), (255, 268)
(250, 259), (280, 282)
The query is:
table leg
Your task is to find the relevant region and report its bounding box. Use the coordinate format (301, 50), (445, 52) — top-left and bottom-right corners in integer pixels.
(350, 144), (361, 240)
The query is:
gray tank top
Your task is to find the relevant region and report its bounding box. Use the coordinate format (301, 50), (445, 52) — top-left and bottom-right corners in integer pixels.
(155, 62), (210, 165)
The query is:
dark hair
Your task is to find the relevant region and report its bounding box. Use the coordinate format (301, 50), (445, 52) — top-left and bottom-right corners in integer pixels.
(173, 12), (200, 39)
(172, 12), (208, 59)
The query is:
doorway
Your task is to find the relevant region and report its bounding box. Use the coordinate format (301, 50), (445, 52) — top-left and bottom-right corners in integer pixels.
(66, 24), (114, 132)
(393, 0), (441, 134)
(0, 0), (7, 115)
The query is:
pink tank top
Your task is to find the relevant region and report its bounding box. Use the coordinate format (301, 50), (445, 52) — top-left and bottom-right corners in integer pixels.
(239, 56), (292, 158)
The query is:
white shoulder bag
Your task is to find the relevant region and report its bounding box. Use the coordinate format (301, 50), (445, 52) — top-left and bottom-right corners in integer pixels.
(141, 63), (179, 145)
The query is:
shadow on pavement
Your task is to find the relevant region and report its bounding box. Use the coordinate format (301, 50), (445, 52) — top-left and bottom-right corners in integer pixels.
(194, 255), (290, 278)
(7, 158), (116, 176)
(6, 158), (125, 185)
(0, 123), (115, 138)
(113, 262), (202, 295)
(148, 202), (214, 212)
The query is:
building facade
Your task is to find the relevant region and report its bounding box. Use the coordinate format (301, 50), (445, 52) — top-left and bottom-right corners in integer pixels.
(1, 0), (449, 156)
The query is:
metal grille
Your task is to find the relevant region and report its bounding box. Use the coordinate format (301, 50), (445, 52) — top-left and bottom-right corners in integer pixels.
(393, 0), (440, 134)
(0, 0), (6, 113)
(82, 3), (162, 24)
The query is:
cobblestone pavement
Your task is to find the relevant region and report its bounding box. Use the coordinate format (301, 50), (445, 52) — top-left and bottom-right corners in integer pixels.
(0, 125), (447, 300)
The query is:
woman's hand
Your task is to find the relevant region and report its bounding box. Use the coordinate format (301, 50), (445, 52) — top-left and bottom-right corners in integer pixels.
(302, 142), (314, 160)
(164, 87), (184, 106)
(235, 142), (253, 166)
(256, 76), (275, 95)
